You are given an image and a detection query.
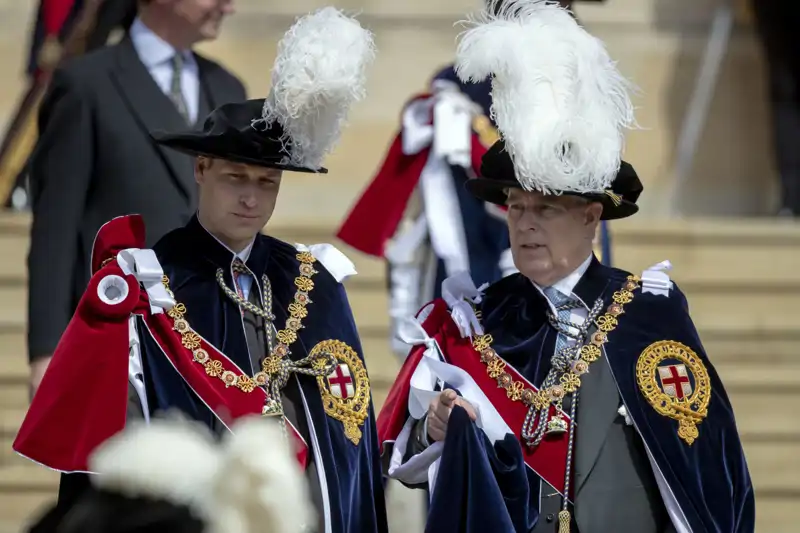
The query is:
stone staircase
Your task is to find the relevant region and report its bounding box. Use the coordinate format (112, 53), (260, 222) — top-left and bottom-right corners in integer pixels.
(1, 212), (799, 531)
(0, 0), (797, 531)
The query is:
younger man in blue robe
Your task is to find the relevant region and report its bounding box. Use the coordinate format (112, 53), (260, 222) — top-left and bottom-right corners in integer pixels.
(378, 1), (755, 532)
(15, 7), (388, 533)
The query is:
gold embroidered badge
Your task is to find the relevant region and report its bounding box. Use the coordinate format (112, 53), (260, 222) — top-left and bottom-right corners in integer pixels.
(636, 340), (711, 445)
(311, 340), (370, 446)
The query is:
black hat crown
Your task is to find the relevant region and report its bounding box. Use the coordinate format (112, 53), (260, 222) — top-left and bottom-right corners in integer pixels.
(151, 99), (328, 174)
(466, 139), (642, 220)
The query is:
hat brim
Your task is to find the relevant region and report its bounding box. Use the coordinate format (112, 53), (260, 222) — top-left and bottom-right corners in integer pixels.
(150, 131), (329, 174)
(464, 178), (638, 220)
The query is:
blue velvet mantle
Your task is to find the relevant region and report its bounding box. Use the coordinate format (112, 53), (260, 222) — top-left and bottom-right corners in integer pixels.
(138, 215), (388, 533)
(427, 257), (755, 532)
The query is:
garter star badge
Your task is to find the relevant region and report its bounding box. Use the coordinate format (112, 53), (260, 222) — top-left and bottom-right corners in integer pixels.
(636, 340), (711, 445)
(311, 340), (370, 446)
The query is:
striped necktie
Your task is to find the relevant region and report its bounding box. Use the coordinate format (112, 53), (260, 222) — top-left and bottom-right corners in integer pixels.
(543, 286), (576, 356)
(169, 53), (190, 123)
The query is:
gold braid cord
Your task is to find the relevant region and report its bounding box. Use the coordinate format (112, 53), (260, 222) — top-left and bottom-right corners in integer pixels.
(558, 510), (571, 533)
(312, 340), (370, 446)
(635, 340), (711, 445)
(161, 251), (318, 394)
(472, 275), (641, 410)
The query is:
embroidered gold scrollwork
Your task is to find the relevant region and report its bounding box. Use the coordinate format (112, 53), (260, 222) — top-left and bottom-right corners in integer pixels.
(635, 340), (711, 445)
(473, 114), (500, 148)
(506, 381), (525, 401)
(472, 275), (642, 414)
(487, 358), (507, 379)
(312, 340), (370, 446)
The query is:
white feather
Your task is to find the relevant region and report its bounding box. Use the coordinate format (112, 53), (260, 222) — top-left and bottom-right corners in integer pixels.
(455, 0), (638, 194)
(88, 414), (313, 533)
(208, 416), (314, 533)
(256, 7), (377, 170)
(89, 416), (220, 520)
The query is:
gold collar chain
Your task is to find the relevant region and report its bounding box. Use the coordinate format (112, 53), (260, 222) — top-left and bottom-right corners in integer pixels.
(160, 251), (319, 394)
(471, 275), (641, 412)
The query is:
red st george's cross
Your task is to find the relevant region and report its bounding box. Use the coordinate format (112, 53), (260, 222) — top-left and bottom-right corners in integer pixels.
(327, 364), (354, 399)
(658, 364), (692, 399)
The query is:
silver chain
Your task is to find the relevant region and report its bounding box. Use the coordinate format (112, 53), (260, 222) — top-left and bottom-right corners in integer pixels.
(521, 298), (604, 447)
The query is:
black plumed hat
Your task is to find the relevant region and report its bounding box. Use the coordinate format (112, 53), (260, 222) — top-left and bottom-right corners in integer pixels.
(151, 99), (326, 173)
(467, 139), (642, 220)
(152, 6), (376, 175)
(455, 0), (641, 220)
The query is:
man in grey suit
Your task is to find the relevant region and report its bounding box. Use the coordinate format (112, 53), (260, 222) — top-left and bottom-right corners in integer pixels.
(378, 2), (754, 532)
(27, 0), (245, 394)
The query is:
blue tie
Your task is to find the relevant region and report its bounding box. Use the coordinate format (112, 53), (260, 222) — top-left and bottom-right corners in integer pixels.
(543, 286), (574, 357)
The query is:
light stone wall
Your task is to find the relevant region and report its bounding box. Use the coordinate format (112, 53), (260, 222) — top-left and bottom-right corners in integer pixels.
(0, 0), (777, 218)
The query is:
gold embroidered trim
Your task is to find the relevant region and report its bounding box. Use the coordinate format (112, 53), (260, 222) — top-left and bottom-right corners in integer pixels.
(604, 189), (623, 207)
(471, 275), (641, 410)
(636, 340), (710, 445)
(472, 114), (500, 148)
(312, 340), (371, 446)
(160, 251), (318, 393)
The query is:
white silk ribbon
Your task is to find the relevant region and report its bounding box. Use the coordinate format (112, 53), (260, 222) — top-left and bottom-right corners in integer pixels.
(641, 260), (673, 297)
(396, 316), (445, 419)
(116, 249), (175, 314)
(295, 243), (357, 283)
(441, 272), (488, 338)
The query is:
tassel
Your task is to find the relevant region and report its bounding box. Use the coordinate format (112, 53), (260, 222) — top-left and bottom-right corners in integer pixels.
(558, 510), (571, 533)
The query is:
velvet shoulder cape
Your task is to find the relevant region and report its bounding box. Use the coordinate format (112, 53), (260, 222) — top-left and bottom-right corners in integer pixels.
(378, 261), (755, 533)
(14, 214), (388, 533)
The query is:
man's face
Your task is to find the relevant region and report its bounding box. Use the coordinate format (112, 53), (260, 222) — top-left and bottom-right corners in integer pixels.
(196, 157), (282, 248)
(163, 0), (235, 43)
(506, 188), (602, 286)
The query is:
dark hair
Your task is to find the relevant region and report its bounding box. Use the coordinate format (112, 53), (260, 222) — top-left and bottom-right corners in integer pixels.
(27, 488), (206, 533)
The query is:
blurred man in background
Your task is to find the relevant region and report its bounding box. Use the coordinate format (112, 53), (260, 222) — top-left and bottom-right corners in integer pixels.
(26, 0), (138, 81)
(1, 0), (138, 211)
(751, 0), (800, 217)
(27, 0), (245, 396)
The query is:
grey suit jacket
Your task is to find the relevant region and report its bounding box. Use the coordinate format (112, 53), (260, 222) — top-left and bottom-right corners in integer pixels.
(27, 36), (246, 361)
(534, 352), (674, 533)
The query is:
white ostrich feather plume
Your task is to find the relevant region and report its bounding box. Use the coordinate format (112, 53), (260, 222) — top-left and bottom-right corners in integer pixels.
(89, 415), (313, 533)
(255, 7), (377, 171)
(455, 0), (638, 194)
(89, 416), (221, 518)
(208, 416), (314, 533)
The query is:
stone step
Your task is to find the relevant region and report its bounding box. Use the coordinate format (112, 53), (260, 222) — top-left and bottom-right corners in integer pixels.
(3, 369), (797, 448)
(0, 214), (800, 278)
(0, 382), (25, 411)
(344, 283), (800, 333)
(2, 428), (799, 496)
(1, 319), (797, 386)
(756, 498), (800, 533)
(0, 462), (58, 528)
(1, 323), (797, 389)
(4, 273), (798, 334)
(2, 215), (800, 286)
(0, 441), (798, 531)
(0, 285), (24, 327)
(2, 359), (799, 443)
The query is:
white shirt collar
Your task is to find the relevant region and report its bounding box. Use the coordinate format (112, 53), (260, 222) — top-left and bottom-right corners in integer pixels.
(531, 254), (593, 310)
(198, 216), (255, 264)
(130, 17), (194, 69)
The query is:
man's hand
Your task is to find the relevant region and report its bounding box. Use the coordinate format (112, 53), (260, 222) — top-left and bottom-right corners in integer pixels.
(426, 388), (477, 442)
(29, 356), (53, 400)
